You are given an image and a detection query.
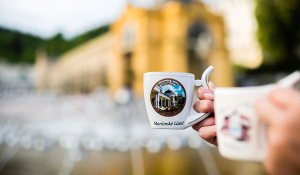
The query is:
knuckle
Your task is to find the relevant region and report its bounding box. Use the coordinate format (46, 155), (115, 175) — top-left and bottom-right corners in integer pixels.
(197, 88), (204, 98)
(197, 88), (209, 99)
(200, 101), (207, 111)
(200, 101), (210, 112)
(193, 101), (200, 111)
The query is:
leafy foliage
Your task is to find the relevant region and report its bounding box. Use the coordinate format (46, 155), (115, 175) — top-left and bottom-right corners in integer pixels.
(0, 25), (109, 63)
(255, 0), (300, 64)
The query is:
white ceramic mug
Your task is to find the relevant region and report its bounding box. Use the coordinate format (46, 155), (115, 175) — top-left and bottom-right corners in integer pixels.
(143, 66), (214, 129)
(214, 71), (300, 161)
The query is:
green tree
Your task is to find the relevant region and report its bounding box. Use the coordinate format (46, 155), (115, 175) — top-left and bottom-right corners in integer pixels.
(0, 25), (109, 63)
(255, 0), (300, 66)
(0, 28), (44, 63)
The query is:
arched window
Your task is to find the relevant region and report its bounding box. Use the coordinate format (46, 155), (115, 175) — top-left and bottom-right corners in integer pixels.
(122, 24), (136, 89)
(187, 23), (212, 78)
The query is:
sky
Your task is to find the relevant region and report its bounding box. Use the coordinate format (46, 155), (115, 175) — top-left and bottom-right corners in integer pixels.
(160, 84), (185, 97)
(0, 0), (214, 39)
(0, 0), (263, 68)
(0, 0), (156, 39)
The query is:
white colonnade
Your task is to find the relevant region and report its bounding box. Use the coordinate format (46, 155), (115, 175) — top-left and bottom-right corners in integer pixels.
(155, 93), (171, 108)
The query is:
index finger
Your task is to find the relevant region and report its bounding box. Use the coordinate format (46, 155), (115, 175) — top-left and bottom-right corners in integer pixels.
(192, 115), (215, 131)
(269, 88), (300, 109)
(197, 87), (213, 100)
(255, 97), (285, 125)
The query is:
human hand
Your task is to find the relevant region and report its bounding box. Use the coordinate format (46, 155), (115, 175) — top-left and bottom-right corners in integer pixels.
(255, 88), (300, 175)
(192, 81), (217, 146)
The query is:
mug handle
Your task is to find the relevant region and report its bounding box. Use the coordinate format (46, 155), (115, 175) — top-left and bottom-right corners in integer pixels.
(184, 66), (215, 128)
(277, 71), (300, 88)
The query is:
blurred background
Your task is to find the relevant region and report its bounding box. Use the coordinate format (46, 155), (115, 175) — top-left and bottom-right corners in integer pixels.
(0, 0), (299, 174)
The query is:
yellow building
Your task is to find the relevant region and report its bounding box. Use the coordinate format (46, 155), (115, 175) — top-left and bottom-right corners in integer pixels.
(35, 1), (233, 96)
(35, 33), (112, 94)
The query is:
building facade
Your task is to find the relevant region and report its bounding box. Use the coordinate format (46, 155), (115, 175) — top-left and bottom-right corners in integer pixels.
(109, 1), (233, 96)
(35, 1), (234, 96)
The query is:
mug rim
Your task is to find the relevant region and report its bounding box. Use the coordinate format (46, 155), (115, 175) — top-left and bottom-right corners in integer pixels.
(214, 84), (273, 94)
(144, 72), (194, 78)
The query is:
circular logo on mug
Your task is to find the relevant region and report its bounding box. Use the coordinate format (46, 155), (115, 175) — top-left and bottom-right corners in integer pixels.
(150, 78), (186, 117)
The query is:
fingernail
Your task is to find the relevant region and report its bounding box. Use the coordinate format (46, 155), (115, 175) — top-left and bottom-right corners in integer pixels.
(204, 93), (214, 100)
(209, 81), (216, 89)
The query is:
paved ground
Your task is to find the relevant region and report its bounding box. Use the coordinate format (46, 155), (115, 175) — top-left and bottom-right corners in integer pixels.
(0, 91), (268, 175)
(0, 145), (266, 175)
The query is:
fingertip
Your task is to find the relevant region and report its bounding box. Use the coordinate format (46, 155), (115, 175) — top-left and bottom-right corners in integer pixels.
(209, 81), (216, 92)
(197, 87), (212, 100)
(199, 125), (216, 140)
(199, 127), (206, 138)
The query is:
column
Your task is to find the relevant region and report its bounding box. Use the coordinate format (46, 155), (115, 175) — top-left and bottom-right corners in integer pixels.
(158, 95), (160, 108)
(155, 94), (158, 108)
